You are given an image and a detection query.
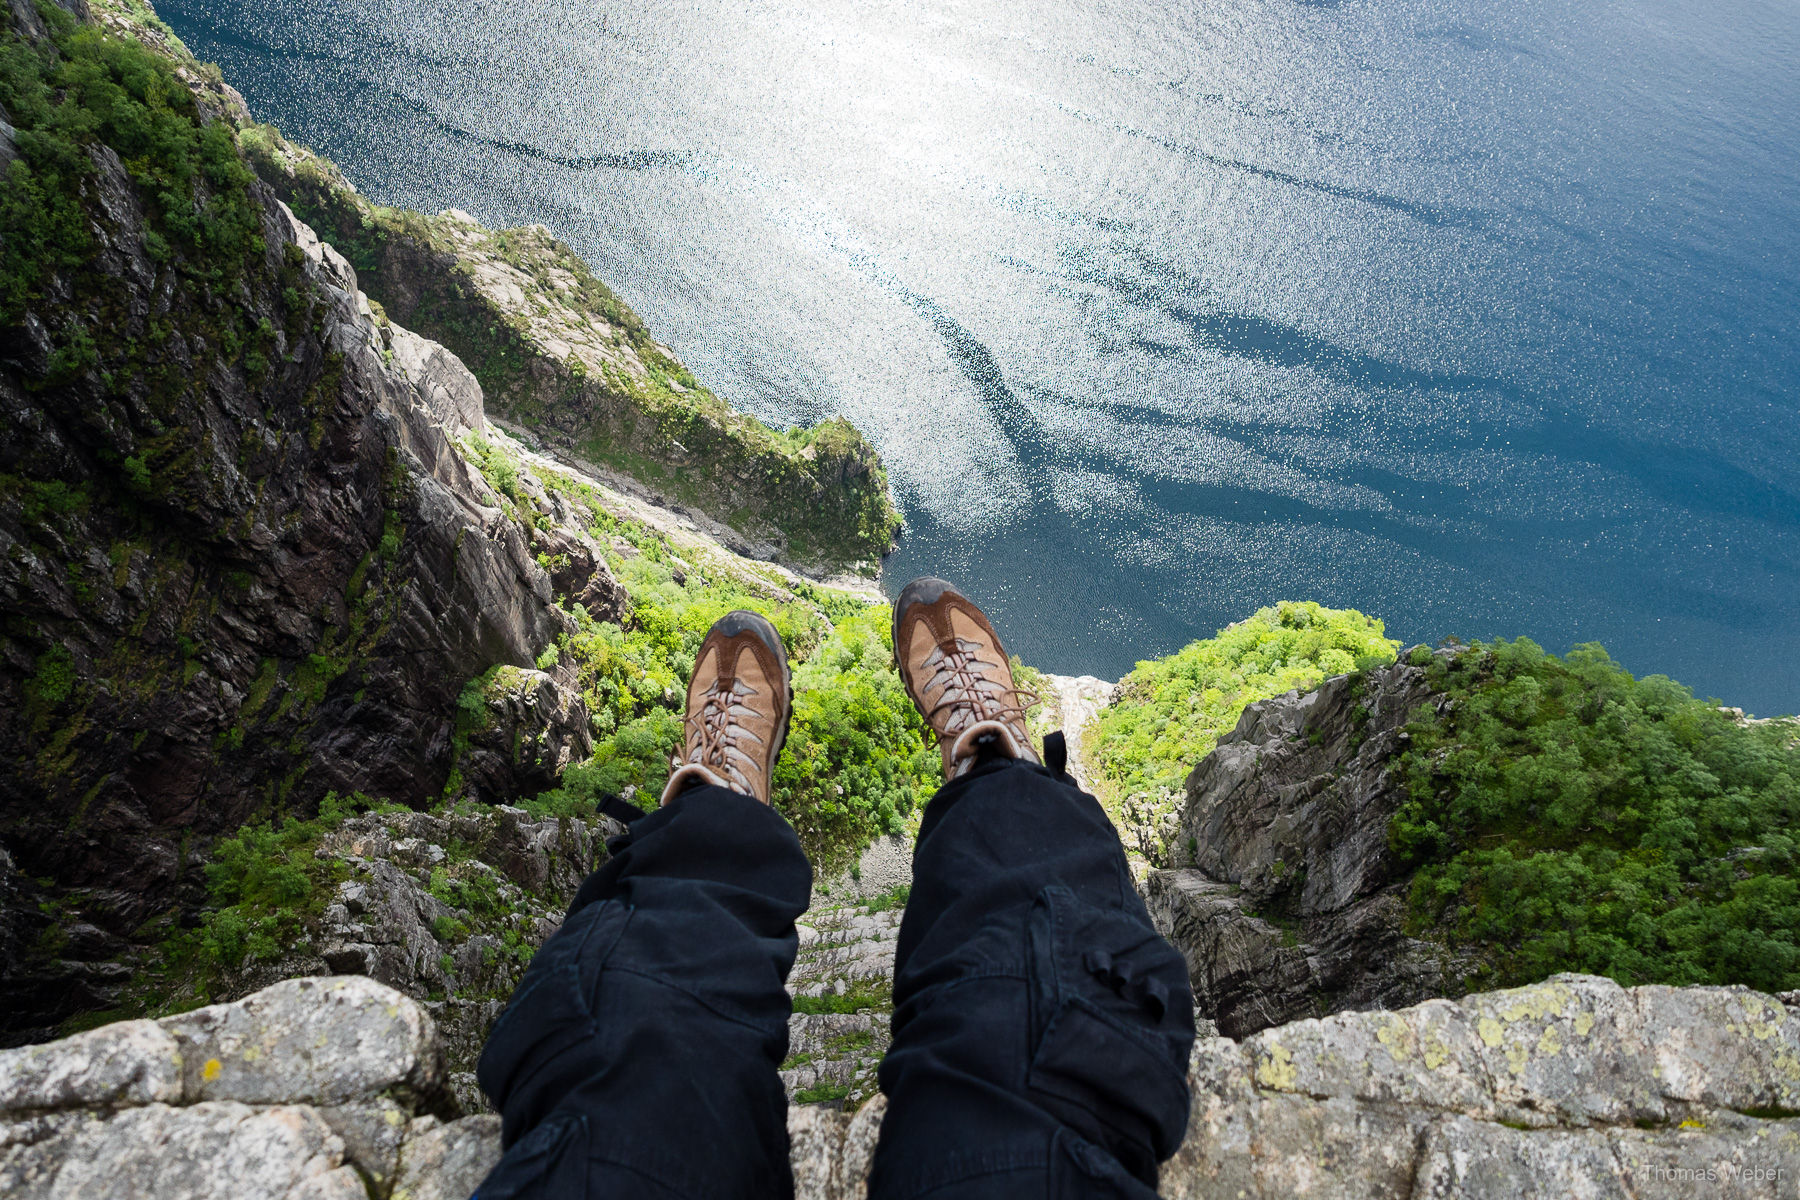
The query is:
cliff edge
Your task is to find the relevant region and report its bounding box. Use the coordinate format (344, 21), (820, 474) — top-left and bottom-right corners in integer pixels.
(6, 971), (1797, 1198)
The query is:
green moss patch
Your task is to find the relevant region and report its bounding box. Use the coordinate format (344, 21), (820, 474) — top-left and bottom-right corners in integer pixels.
(1085, 602), (1400, 850)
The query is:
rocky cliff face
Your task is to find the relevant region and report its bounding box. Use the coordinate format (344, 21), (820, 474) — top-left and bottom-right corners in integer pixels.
(0, 0), (621, 1040)
(208, 804), (616, 1116)
(1144, 659), (1489, 1039)
(9, 971), (1797, 1199)
(237, 125), (900, 576)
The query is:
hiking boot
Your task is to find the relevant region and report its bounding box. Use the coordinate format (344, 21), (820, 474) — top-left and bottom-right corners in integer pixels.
(892, 577), (1039, 779)
(660, 610), (792, 805)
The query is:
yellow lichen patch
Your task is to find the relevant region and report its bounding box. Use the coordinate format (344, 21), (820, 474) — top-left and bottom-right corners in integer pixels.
(1679, 1118), (1706, 1130)
(1422, 1030), (1452, 1071)
(1495, 981), (1573, 1024)
(1479, 1018), (1505, 1048)
(1574, 1011), (1595, 1037)
(1741, 998), (1785, 1042)
(1375, 1018), (1412, 1061)
(1256, 1041), (1298, 1091)
(242, 1046), (261, 1063)
(202, 1058), (222, 1081)
(1505, 1042), (1531, 1075)
(1537, 1026), (1563, 1057)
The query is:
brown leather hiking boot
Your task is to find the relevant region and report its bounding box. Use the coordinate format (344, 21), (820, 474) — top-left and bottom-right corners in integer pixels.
(892, 577), (1040, 779)
(660, 610), (792, 805)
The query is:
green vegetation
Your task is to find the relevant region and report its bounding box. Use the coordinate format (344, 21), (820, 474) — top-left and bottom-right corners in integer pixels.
(72, 786), (576, 1030)
(863, 883), (911, 914)
(471, 442), (935, 874)
(1391, 639), (1800, 994)
(792, 1080), (852, 1105)
(0, 1), (262, 321)
(791, 977), (893, 1016)
(59, 790), (400, 1028)
(1087, 601), (1400, 813)
(194, 790), (394, 970)
(776, 610), (938, 869)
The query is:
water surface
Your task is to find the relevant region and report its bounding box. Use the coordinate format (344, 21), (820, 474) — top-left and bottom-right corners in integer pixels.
(162, 0), (1800, 713)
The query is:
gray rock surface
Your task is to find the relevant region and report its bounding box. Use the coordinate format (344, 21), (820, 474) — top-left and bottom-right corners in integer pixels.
(389, 1114), (503, 1200)
(159, 976), (441, 1108)
(461, 665), (595, 795)
(10, 969), (1798, 1198)
(783, 902), (902, 1107)
(1146, 659), (1486, 1038)
(1161, 973), (1800, 1199)
(789, 1094), (886, 1200)
(0, 0), (606, 1039)
(0, 1102), (364, 1200)
(0, 1019), (182, 1112)
(813, 832), (913, 907)
(0, 977), (461, 1199)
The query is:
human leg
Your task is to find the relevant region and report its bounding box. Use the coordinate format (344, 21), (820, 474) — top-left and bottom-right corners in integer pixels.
(472, 612), (811, 1200)
(871, 580), (1195, 1200)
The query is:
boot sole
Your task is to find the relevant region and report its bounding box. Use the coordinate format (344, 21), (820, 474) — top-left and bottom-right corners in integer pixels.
(890, 575), (958, 664)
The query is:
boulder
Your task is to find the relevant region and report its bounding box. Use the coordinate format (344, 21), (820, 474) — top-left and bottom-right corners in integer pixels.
(1147, 658), (1487, 1037)
(1157, 974), (1800, 1199)
(158, 976), (442, 1109)
(0, 1020), (182, 1112)
(390, 1114), (503, 1200)
(0, 1102), (363, 1200)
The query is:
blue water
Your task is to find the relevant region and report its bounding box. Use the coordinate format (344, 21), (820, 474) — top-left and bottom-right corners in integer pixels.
(163, 0), (1800, 714)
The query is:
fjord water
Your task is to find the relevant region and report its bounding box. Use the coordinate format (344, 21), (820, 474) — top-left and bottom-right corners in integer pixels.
(163, 0), (1800, 714)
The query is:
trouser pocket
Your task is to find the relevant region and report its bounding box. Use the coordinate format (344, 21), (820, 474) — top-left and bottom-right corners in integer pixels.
(1026, 886), (1195, 1183)
(478, 899), (633, 1128)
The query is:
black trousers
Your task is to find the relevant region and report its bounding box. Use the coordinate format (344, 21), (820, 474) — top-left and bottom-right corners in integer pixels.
(473, 758), (1195, 1199)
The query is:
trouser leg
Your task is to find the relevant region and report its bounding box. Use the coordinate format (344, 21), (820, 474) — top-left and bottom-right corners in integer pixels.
(870, 758), (1195, 1200)
(473, 784), (813, 1200)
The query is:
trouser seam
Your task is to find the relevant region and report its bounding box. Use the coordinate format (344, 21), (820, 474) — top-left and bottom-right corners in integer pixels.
(603, 963), (788, 1035)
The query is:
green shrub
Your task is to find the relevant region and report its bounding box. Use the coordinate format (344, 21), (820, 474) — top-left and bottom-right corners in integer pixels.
(792, 1080), (852, 1105)
(790, 977), (892, 1015)
(1392, 639), (1800, 993)
(0, 3), (263, 321)
(26, 644), (75, 707)
(771, 608), (936, 873)
(1089, 601), (1401, 806)
(863, 884), (911, 914)
(198, 816), (329, 969)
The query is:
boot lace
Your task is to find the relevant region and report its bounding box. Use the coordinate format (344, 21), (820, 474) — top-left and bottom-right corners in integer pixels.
(920, 637), (1040, 741)
(681, 677), (767, 793)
